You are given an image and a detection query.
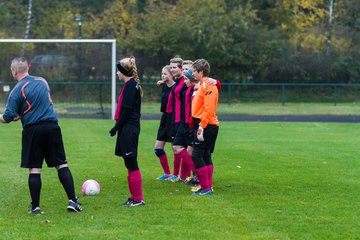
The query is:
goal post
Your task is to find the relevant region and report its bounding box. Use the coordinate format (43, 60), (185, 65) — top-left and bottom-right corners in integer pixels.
(0, 39), (117, 119)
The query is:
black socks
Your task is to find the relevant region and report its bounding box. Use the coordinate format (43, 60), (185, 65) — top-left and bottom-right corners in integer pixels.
(29, 173), (41, 209)
(58, 167), (76, 202)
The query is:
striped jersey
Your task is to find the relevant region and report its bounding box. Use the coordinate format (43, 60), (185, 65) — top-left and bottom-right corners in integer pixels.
(166, 76), (188, 123)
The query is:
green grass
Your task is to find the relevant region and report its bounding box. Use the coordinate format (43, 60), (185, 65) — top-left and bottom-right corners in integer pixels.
(215, 102), (360, 115)
(1, 119), (360, 239)
(5, 101), (360, 116)
(49, 102), (360, 116)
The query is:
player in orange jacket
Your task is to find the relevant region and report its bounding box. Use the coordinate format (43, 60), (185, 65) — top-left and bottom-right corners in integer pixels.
(190, 59), (219, 195)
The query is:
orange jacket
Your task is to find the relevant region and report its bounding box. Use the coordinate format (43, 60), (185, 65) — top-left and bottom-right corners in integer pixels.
(191, 78), (219, 128)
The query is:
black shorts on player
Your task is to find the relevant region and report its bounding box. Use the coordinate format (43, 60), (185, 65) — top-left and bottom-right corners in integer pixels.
(21, 121), (67, 168)
(156, 113), (172, 142)
(191, 124), (219, 168)
(115, 123), (140, 158)
(172, 122), (189, 147)
(193, 124), (219, 153)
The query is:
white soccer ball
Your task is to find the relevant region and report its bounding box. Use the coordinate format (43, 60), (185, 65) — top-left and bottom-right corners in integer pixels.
(82, 179), (100, 196)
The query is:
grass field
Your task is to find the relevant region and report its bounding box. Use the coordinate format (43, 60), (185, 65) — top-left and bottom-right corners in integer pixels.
(29, 101), (360, 116)
(1, 119), (360, 239)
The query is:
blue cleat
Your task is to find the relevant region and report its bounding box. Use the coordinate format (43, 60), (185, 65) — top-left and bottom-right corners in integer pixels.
(156, 174), (170, 180)
(171, 176), (182, 182)
(167, 175), (179, 182)
(192, 188), (213, 196)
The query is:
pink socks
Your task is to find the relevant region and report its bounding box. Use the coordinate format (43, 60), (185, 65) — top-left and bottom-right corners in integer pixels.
(128, 170), (143, 202)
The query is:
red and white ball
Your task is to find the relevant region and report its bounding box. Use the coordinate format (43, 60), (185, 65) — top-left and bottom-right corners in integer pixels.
(82, 179), (100, 196)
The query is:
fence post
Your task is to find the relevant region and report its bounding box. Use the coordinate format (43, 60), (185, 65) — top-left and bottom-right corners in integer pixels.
(333, 85), (337, 106)
(281, 84), (286, 106)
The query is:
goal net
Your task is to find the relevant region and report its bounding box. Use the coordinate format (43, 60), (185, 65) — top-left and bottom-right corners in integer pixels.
(0, 39), (116, 119)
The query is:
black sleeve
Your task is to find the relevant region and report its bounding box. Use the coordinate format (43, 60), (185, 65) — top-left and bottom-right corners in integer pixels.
(121, 81), (137, 108)
(109, 80), (137, 136)
(109, 107), (132, 136)
(109, 79), (137, 136)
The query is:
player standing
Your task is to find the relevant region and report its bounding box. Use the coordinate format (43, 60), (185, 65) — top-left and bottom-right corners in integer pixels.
(183, 69), (221, 188)
(154, 65), (175, 180)
(109, 57), (144, 206)
(166, 57), (193, 182)
(0, 57), (82, 214)
(191, 59), (219, 195)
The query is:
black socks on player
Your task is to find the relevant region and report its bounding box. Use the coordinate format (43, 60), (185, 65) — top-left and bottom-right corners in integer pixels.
(58, 167), (77, 202)
(29, 173), (41, 210)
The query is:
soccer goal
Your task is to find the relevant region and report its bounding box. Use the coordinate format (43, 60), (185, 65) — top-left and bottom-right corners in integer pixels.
(0, 39), (116, 119)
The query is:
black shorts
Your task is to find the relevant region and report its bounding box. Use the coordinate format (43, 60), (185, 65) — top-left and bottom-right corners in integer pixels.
(187, 127), (195, 147)
(193, 124), (219, 153)
(115, 123), (140, 158)
(156, 113), (172, 142)
(172, 122), (189, 147)
(21, 121), (67, 168)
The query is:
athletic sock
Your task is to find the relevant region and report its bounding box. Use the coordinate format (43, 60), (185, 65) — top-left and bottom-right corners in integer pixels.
(173, 153), (182, 177)
(129, 170), (143, 202)
(179, 149), (192, 180)
(127, 169), (132, 197)
(57, 167), (76, 202)
(155, 148), (171, 175)
(159, 153), (171, 175)
(196, 166), (210, 190)
(207, 164), (214, 189)
(29, 173), (41, 209)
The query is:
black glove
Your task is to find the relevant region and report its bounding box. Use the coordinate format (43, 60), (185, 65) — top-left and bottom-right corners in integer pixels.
(109, 127), (117, 137)
(109, 108), (132, 137)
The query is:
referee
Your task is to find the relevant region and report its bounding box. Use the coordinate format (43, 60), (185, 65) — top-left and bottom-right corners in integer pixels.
(0, 57), (82, 214)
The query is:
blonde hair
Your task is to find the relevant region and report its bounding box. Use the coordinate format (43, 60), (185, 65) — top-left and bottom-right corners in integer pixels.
(162, 65), (174, 81)
(170, 56), (183, 69)
(183, 60), (193, 66)
(119, 56), (143, 96)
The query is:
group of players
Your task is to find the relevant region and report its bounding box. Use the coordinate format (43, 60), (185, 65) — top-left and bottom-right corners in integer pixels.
(153, 57), (221, 194)
(0, 55), (220, 214)
(110, 56), (221, 207)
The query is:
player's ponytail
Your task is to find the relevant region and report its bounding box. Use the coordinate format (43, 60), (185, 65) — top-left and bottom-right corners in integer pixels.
(129, 56), (143, 97)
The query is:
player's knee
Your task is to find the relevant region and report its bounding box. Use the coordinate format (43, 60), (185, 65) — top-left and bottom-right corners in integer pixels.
(29, 168), (42, 174)
(172, 145), (183, 154)
(187, 146), (193, 156)
(154, 148), (165, 157)
(56, 164), (68, 170)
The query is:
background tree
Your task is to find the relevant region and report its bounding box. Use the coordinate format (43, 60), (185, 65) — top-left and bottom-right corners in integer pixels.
(0, 0), (359, 83)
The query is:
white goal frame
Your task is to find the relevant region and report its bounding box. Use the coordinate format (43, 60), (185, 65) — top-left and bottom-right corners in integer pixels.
(0, 39), (117, 118)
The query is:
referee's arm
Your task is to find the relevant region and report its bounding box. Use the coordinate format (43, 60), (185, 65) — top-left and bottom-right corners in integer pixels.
(0, 114), (20, 123)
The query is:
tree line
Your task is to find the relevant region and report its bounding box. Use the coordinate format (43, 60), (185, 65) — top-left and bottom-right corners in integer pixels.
(0, 0), (359, 83)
